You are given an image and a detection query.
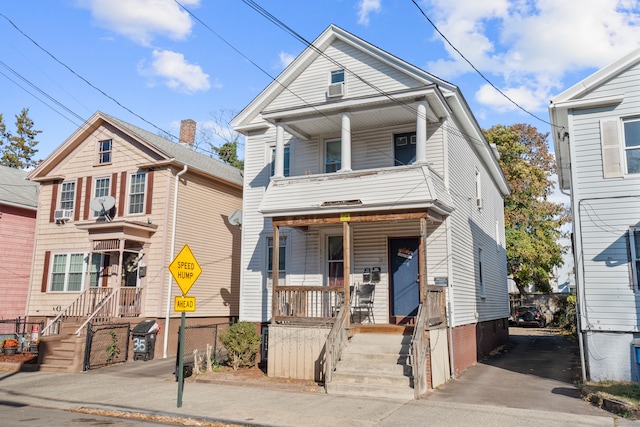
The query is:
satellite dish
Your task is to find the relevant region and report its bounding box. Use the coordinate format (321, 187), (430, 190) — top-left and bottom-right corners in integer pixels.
(90, 195), (116, 221)
(228, 210), (242, 227)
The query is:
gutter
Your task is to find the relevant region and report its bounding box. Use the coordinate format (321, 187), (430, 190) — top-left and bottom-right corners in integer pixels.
(163, 164), (188, 359)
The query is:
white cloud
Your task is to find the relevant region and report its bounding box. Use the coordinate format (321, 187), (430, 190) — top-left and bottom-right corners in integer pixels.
(358, 0), (381, 26)
(278, 52), (296, 69)
(422, 0), (640, 112)
(139, 50), (210, 94)
(79, 0), (200, 46)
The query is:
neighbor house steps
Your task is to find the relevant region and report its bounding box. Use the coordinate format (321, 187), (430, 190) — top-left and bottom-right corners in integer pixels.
(326, 332), (414, 400)
(38, 321), (86, 373)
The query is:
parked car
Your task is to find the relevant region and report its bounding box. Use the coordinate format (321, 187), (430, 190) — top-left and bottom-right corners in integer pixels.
(513, 305), (546, 327)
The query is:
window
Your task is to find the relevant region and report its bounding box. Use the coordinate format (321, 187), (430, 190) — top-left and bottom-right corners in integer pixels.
(330, 69), (345, 84)
(631, 228), (640, 290)
(325, 140), (341, 173)
(60, 181), (75, 211)
(50, 253), (85, 292)
(98, 139), (112, 164)
(93, 177), (110, 217)
(327, 236), (344, 287)
(475, 169), (482, 209)
(623, 118), (640, 174)
(270, 146), (290, 177)
(128, 173), (146, 214)
(267, 237), (286, 288)
(394, 132), (416, 166)
(478, 248), (485, 297)
(88, 253), (103, 288)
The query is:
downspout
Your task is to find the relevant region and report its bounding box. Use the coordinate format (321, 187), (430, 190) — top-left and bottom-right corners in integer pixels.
(558, 129), (587, 383)
(163, 164), (188, 358)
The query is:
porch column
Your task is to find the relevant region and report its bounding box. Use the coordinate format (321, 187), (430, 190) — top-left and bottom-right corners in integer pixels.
(343, 221), (351, 325)
(274, 122), (285, 178)
(340, 112), (352, 172)
(419, 217), (427, 303)
(416, 100), (427, 164)
(271, 224), (280, 323)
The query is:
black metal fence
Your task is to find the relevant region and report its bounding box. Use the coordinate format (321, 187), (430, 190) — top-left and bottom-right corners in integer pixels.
(0, 317), (44, 352)
(83, 322), (130, 371)
(177, 322), (230, 375)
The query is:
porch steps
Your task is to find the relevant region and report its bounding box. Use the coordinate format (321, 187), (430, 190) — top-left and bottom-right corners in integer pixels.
(326, 333), (414, 400)
(38, 322), (86, 373)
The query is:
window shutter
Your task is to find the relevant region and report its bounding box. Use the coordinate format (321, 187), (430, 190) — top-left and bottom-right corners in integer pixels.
(119, 171), (127, 215)
(110, 173), (118, 218)
(49, 183), (59, 223)
(75, 177), (83, 221)
(600, 119), (623, 178)
(145, 171), (154, 215)
(84, 176), (92, 220)
(41, 251), (51, 292)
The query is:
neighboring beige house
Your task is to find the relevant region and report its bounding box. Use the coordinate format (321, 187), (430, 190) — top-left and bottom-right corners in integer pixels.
(0, 165), (38, 321)
(232, 25), (509, 399)
(26, 112), (243, 371)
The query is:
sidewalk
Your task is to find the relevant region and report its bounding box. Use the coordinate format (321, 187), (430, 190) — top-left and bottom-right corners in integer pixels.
(0, 357), (629, 427)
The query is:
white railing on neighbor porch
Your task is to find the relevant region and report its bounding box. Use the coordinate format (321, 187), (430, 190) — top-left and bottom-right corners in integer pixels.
(273, 286), (345, 324)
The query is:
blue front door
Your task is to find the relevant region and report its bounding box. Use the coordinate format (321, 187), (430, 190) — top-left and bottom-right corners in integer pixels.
(389, 238), (420, 321)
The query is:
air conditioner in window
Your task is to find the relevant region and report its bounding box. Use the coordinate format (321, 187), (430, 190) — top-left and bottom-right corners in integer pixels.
(54, 209), (73, 222)
(327, 82), (344, 98)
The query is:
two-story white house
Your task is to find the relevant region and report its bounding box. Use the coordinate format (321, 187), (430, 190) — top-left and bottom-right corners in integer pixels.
(232, 25), (510, 399)
(550, 48), (640, 382)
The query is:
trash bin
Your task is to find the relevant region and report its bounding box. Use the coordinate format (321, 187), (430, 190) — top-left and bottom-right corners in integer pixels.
(131, 320), (159, 361)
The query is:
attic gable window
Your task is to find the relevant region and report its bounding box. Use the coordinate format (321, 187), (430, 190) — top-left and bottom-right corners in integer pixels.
(623, 118), (640, 174)
(98, 139), (112, 164)
(331, 69), (345, 84)
(328, 70), (345, 97)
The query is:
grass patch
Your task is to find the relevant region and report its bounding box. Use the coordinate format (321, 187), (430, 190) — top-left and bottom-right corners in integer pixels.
(584, 381), (640, 409)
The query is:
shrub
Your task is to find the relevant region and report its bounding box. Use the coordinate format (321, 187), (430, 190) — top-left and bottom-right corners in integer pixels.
(219, 322), (261, 370)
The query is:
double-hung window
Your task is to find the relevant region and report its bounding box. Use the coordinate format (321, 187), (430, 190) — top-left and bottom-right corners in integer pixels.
(93, 177), (111, 217)
(325, 140), (341, 173)
(267, 236), (287, 288)
(631, 228), (640, 290)
(51, 253), (85, 292)
(60, 181), (75, 211)
(623, 118), (640, 174)
(98, 139), (112, 164)
(270, 146), (290, 177)
(128, 173), (146, 215)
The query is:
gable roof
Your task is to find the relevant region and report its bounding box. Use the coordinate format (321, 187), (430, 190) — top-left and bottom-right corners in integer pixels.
(0, 165), (38, 210)
(231, 24), (509, 196)
(549, 48), (640, 190)
(28, 112), (243, 188)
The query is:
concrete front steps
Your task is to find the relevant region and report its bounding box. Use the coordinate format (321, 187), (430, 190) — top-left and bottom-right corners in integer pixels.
(326, 332), (414, 400)
(38, 322), (86, 373)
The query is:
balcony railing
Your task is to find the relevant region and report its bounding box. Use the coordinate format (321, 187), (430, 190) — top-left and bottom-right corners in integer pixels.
(273, 286), (345, 325)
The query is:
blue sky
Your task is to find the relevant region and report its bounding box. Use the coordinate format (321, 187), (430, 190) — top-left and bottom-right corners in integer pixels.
(2, 0), (640, 178)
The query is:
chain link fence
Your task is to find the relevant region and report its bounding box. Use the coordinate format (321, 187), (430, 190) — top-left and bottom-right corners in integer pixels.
(83, 322), (131, 371)
(177, 322), (231, 377)
(0, 317), (45, 352)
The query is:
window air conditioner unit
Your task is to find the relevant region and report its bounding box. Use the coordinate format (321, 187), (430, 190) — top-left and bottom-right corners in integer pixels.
(54, 209), (73, 222)
(327, 82), (344, 98)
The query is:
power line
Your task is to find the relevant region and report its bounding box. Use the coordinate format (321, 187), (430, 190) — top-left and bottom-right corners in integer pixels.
(409, 0), (556, 128)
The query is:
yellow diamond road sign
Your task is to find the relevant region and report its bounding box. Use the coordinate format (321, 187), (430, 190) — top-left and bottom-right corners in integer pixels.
(169, 244), (202, 295)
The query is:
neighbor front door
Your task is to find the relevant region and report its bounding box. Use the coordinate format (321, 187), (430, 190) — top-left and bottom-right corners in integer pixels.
(389, 237), (420, 323)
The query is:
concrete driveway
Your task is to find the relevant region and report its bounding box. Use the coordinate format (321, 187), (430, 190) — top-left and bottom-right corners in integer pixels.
(424, 326), (611, 418)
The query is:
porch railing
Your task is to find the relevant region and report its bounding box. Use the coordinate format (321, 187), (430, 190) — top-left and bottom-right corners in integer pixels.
(42, 287), (113, 336)
(324, 305), (350, 389)
(273, 286), (345, 325)
(410, 302), (428, 399)
(74, 287), (144, 335)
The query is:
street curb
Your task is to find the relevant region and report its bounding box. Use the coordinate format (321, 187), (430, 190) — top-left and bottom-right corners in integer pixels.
(581, 387), (640, 419)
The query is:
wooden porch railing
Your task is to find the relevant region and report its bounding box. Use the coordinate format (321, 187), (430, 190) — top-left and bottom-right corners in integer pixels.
(273, 286), (345, 325)
(42, 288), (113, 336)
(410, 302), (428, 399)
(324, 305), (350, 389)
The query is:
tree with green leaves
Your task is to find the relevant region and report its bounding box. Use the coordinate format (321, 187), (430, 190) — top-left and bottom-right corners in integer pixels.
(484, 123), (570, 295)
(0, 108), (41, 169)
(198, 109), (244, 170)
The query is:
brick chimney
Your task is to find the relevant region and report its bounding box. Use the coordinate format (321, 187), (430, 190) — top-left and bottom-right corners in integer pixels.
(179, 119), (196, 147)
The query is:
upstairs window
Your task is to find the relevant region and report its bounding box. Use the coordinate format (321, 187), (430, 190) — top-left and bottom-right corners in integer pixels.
(98, 139), (112, 164)
(623, 118), (640, 174)
(478, 248), (485, 297)
(331, 69), (345, 84)
(93, 177), (111, 217)
(60, 181), (75, 211)
(394, 132), (416, 166)
(475, 169), (482, 209)
(631, 228), (640, 290)
(128, 173), (146, 215)
(270, 145), (290, 177)
(325, 140), (341, 173)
